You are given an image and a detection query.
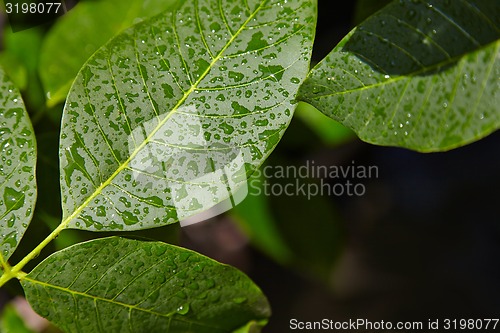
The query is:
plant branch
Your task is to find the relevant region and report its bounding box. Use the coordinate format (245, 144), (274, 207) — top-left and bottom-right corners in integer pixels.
(0, 220), (68, 287)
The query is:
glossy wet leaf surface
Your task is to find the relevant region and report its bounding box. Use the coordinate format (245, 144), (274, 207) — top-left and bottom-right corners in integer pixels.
(22, 237), (270, 333)
(0, 68), (36, 262)
(60, 0), (316, 231)
(299, 0), (500, 152)
(40, 0), (180, 107)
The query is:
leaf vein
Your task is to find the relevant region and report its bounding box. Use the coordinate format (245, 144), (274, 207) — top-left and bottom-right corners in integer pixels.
(464, 42), (499, 131)
(460, 0), (500, 34)
(357, 29), (425, 68)
(194, 1), (216, 60)
(111, 256), (170, 301)
(24, 277), (225, 330)
(223, 24), (306, 59)
(218, 0), (235, 36)
(59, 0), (269, 230)
(403, 78), (436, 143)
(420, 0), (481, 47)
(171, 11), (195, 86)
(84, 249), (140, 294)
(133, 38), (162, 122)
(82, 82), (121, 164)
(151, 25), (187, 95)
(106, 57), (137, 149)
(436, 57), (466, 139)
(109, 183), (165, 208)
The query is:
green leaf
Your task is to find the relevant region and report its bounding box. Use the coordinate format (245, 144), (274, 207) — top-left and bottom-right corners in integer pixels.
(21, 237), (270, 333)
(232, 320), (268, 333)
(299, 0), (500, 152)
(0, 305), (36, 333)
(231, 172), (293, 265)
(0, 68), (37, 262)
(1, 28), (45, 111)
(40, 0), (182, 107)
(295, 102), (355, 146)
(60, 0), (317, 231)
(232, 118), (344, 280)
(0, 53), (28, 91)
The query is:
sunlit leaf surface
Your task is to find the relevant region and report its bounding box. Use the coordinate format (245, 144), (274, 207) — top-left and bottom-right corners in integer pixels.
(22, 237), (270, 333)
(40, 0), (180, 107)
(60, 0), (317, 231)
(300, 0), (500, 152)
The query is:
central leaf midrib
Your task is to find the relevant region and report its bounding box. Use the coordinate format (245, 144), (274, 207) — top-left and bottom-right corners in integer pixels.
(22, 277), (226, 330)
(62, 0), (268, 228)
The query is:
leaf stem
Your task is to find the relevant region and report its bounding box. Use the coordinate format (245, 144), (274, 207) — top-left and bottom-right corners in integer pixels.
(0, 221), (68, 287)
(0, 253), (14, 286)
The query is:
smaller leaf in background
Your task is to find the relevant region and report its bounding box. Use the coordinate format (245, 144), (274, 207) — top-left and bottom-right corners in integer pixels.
(22, 237), (271, 333)
(233, 118), (345, 280)
(2, 28), (42, 74)
(0, 68), (37, 262)
(263, 161), (344, 280)
(300, 0), (500, 152)
(40, 0), (180, 107)
(295, 102), (355, 146)
(232, 319), (269, 333)
(0, 54), (28, 92)
(0, 304), (36, 333)
(0, 28), (46, 111)
(231, 172), (293, 265)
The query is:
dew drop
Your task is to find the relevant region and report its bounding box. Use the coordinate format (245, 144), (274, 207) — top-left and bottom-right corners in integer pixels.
(232, 297), (247, 304)
(7, 214), (15, 227)
(176, 304), (190, 315)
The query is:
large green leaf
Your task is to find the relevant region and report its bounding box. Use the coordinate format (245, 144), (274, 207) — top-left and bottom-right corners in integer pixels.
(22, 237), (270, 333)
(40, 0), (181, 107)
(0, 68), (37, 262)
(60, 0), (317, 231)
(299, 0), (500, 152)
